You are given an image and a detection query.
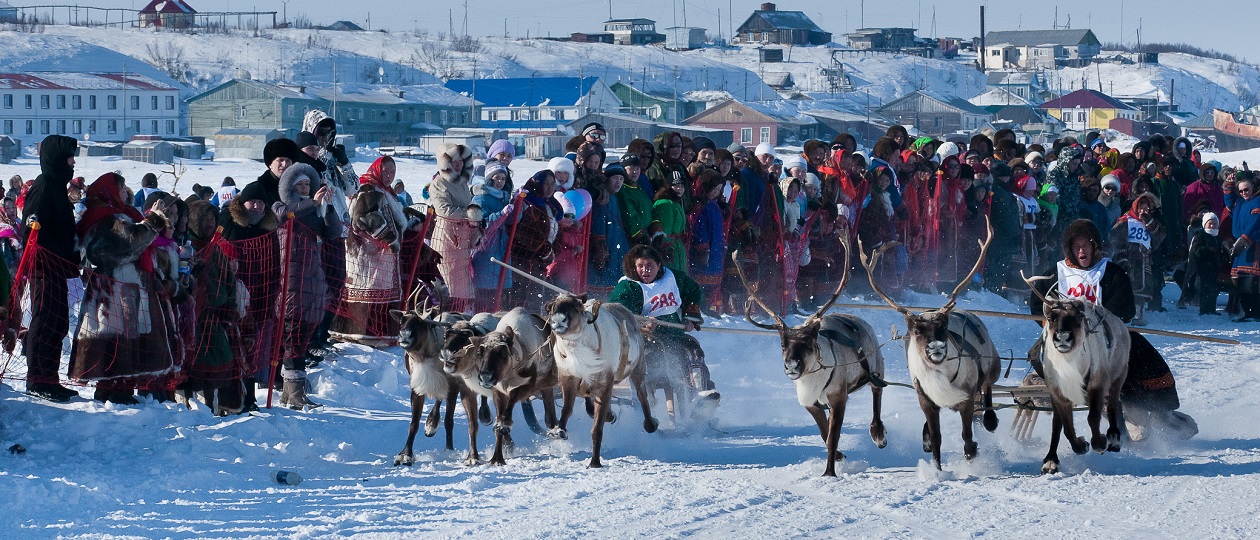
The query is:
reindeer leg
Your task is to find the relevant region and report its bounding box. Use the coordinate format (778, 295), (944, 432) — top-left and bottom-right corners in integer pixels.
(540, 388), (559, 430)
(461, 389), (481, 466)
(916, 386), (943, 469)
(632, 369), (659, 434)
(443, 388), (457, 451)
(551, 376), (578, 440)
(1087, 388), (1108, 453)
(805, 404), (830, 442)
(869, 384), (888, 449)
(490, 389), (515, 466)
(478, 396), (493, 425)
(394, 392), (425, 466)
(519, 396), (543, 435)
(1105, 381), (1124, 453)
(1042, 406), (1064, 474)
(981, 384), (999, 432)
(1056, 395), (1089, 455)
(823, 393), (849, 477)
(589, 384), (612, 468)
(960, 397), (979, 461)
(424, 395), (442, 438)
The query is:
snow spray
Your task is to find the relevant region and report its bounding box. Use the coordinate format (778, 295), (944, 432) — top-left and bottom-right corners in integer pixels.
(270, 470), (303, 486)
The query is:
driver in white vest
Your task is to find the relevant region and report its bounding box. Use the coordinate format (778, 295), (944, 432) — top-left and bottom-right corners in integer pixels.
(610, 244), (720, 407)
(1028, 219), (1197, 441)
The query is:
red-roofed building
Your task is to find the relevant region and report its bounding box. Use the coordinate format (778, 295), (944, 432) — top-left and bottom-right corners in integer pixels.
(139, 0), (196, 29)
(1038, 89), (1138, 132)
(1, 72), (183, 142)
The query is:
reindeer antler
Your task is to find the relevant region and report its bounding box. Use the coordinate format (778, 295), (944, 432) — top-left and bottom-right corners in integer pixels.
(805, 231), (853, 324)
(731, 250), (786, 330)
(940, 215), (994, 314)
(1021, 270), (1054, 306)
(857, 238), (913, 317)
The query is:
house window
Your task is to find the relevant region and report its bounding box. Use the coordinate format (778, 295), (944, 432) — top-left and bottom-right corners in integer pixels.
(107, 95), (117, 109)
(89, 120), (97, 133)
(425, 110), (432, 123)
(40, 120), (49, 134)
(287, 104), (295, 118)
(40, 95), (50, 109)
(107, 119), (117, 133)
(1078, 111), (1085, 123)
(440, 110), (449, 124)
(238, 105), (247, 119)
(132, 120), (140, 133)
(760, 127), (771, 144)
(166, 95), (175, 110)
(151, 95), (159, 110)
(151, 120), (159, 133)
(56, 119), (64, 134)
(741, 127), (752, 143)
(131, 95), (140, 110)
(72, 120), (81, 134)
(25, 120), (33, 134)
(3, 94), (12, 109)
(992, 50), (1000, 56)
(89, 95), (97, 109)
(166, 120), (176, 134)
(56, 95), (65, 109)
(2, 120), (10, 134)
(72, 95), (81, 109)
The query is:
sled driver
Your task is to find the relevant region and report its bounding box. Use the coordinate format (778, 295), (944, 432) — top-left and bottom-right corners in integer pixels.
(1027, 219), (1198, 441)
(609, 244), (721, 410)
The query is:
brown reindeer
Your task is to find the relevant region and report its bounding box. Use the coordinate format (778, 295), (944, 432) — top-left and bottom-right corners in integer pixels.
(860, 219), (1000, 469)
(544, 294), (658, 468)
(390, 307), (482, 467)
(1024, 273), (1131, 474)
(734, 235), (889, 477)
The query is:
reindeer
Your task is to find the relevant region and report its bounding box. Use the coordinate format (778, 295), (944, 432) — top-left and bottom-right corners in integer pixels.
(860, 219), (1001, 469)
(544, 294), (658, 468)
(735, 234), (888, 477)
(1024, 273), (1131, 474)
(462, 308), (559, 465)
(390, 306), (482, 467)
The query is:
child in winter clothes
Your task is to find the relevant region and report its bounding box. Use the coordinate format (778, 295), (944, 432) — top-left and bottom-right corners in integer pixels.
(1181, 211), (1226, 314)
(1036, 184), (1062, 271)
(858, 166), (903, 295)
(650, 179), (689, 273)
(546, 199), (586, 294)
(511, 170), (560, 312)
(688, 171), (727, 312)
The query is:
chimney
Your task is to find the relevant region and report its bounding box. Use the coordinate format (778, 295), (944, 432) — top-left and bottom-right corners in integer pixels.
(760, 3), (775, 11)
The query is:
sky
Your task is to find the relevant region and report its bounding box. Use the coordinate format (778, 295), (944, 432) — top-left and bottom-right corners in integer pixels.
(51, 1), (1260, 63)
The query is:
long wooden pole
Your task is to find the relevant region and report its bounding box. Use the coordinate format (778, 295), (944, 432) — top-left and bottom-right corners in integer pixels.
(489, 257), (777, 336)
(831, 303), (1241, 345)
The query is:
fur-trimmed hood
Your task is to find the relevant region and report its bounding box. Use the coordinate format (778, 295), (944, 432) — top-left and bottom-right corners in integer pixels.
(278, 162), (323, 206)
(227, 196), (279, 231)
(436, 143), (474, 185)
(301, 109), (336, 140)
(1062, 218), (1103, 261)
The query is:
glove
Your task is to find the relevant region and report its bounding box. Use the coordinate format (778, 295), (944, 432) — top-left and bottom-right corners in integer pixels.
(331, 144), (349, 166)
(500, 203), (515, 217)
(1234, 236), (1253, 258)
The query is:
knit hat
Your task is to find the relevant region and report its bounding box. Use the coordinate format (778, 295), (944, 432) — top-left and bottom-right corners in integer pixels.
(1101, 174), (1122, 192)
(692, 136), (716, 152)
(1016, 174), (1037, 194)
(1040, 183), (1059, 196)
(487, 139), (515, 159)
(727, 142), (748, 155)
(803, 172), (822, 191)
(620, 153), (641, 167)
(604, 163), (627, 179)
(971, 163), (989, 176)
(989, 160), (1012, 180)
(295, 131), (318, 149)
(1025, 151), (1044, 164)
(484, 161), (508, 181)
(782, 155), (807, 173)
(237, 181), (267, 202)
(581, 122), (605, 137)
(1090, 138), (1107, 150)
(1202, 211), (1220, 227)
(754, 142), (775, 157)
(263, 138), (300, 166)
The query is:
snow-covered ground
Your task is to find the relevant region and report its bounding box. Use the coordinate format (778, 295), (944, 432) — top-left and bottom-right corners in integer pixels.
(0, 154), (1258, 538)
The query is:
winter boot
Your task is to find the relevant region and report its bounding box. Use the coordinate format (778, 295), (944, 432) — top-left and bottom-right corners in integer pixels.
(280, 369), (320, 410)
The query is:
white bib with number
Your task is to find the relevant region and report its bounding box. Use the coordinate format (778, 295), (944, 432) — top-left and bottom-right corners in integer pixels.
(1125, 217), (1151, 249)
(632, 268), (682, 318)
(1056, 259), (1108, 306)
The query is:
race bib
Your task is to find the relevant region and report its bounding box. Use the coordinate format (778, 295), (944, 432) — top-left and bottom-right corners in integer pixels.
(632, 268), (682, 318)
(1056, 259), (1108, 305)
(1126, 217), (1150, 249)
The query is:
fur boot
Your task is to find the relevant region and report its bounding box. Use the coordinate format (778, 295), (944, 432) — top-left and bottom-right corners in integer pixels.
(280, 369), (320, 410)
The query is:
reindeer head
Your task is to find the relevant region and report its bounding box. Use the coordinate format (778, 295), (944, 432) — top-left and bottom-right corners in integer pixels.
(440, 321), (481, 375)
(860, 217), (992, 366)
(1023, 271), (1090, 354)
(544, 293), (597, 337)
(734, 234), (852, 381)
(474, 327), (517, 389)
(391, 306), (449, 355)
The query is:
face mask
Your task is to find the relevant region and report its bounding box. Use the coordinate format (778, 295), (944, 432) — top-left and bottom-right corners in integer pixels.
(1205, 226), (1219, 237)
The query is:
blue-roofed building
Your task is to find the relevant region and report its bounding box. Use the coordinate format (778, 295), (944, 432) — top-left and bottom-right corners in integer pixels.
(734, 2), (832, 46)
(444, 77), (620, 130)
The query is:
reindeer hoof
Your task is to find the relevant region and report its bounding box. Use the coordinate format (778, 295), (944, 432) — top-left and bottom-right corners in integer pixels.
(393, 452), (414, 467)
(870, 422), (888, 449)
(490, 457), (506, 466)
(1106, 429), (1122, 452)
(588, 459), (603, 469)
(1041, 458), (1060, 475)
(982, 410), (999, 432)
(478, 399), (493, 425)
(547, 428), (567, 440)
(964, 441), (979, 461)
(643, 417), (659, 434)
(1070, 436), (1089, 455)
(464, 454), (480, 467)
(494, 423), (511, 435)
(921, 423), (932, 453)
(822, 468), (837, 477)
(1091, 433), (1108, 454)
(606, 410), (617, 424)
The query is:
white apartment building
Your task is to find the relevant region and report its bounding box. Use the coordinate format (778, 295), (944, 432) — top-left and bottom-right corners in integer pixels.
(0, 72), (183, 143)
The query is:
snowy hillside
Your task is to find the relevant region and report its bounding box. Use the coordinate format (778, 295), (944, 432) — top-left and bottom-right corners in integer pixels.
(1049, 52), (1260, 116)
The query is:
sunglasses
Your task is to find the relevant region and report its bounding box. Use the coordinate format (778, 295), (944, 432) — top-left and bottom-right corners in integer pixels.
(1103, 186), (1118, 191)
(587, 132), (605, 140)
(671, 181), (684, 186)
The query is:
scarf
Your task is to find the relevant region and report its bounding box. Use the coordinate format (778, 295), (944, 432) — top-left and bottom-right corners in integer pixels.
(359, 155), (395, 189)
(77, 173), (145, 239)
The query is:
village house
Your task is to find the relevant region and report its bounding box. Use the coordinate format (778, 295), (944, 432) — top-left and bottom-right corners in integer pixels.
(188, 78), (477, 145)
(565, 112), (732, 150)
(0, 72), (183, 143)
(682, 98), (817, 146)
(1038, 88), (1139, 132)
(444, 76), (619, 130)
(610, 82), (704, 124)
(876, 90), (992, 136)
(734, 3), (831, 46)
(603, 18), (665, 45)
(981, 29), (1101, 70)
(139, 0), (196, 29)
(845, 28), (918, 51)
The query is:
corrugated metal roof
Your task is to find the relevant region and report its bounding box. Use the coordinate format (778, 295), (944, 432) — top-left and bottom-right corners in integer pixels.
(969, 88), (1031, 107)
(1039, 89), (1135, 111)
(444, 77), (601, 108)
(983, 29), (1097, 47)
(190, 79), (474, 107)
(0, 72), (177, 91)
(754, 10), (825, 32)
(140, 0), (196, 14)
(0, 74), (67, 90)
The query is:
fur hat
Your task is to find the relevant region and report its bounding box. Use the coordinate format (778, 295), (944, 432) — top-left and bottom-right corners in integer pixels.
(437, 143), (475, 184)
(263, 138), (300, 167)
(1062, 218), (1103, 261)
(278, 162), (321, 205)
(548, 156), (576, 177)
(989, 160), (1012, 180)
(1101, 174), (1122, 192)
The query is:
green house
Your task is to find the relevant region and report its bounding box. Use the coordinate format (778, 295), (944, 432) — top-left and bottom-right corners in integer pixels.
(610, 81), (704, 124)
